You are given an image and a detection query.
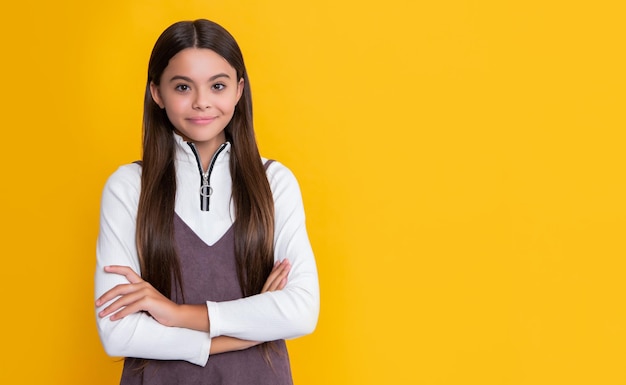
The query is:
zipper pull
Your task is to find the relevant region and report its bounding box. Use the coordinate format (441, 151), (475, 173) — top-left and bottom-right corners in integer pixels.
(200, 173), (211, 211)
(200, 175), (212, 198)
(187, 141), (228, 212)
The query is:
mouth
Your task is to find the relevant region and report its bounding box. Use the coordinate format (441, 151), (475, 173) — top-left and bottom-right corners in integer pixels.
(187, 116), (217, 124)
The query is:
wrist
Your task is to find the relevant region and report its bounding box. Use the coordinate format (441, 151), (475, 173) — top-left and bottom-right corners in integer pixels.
(177, 304), (210, 332)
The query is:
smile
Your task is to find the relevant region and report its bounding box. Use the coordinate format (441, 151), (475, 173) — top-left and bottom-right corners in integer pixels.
(187, 116), (217, 124)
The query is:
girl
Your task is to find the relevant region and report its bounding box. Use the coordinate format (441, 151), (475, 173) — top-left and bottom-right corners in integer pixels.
(94, 19), (319, 385)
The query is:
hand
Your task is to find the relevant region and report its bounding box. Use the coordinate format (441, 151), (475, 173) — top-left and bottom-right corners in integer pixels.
(95, 265), (180, 327)
(262, 259), (291, 293)
(209, 260), (291, 355)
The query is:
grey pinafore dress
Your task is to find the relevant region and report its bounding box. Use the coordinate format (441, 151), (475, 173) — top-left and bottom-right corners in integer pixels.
(120, 163), (293, 385)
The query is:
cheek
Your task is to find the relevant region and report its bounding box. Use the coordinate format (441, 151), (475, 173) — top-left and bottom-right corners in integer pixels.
(163, 98), (188, 115)
(220, 94), (240, 113)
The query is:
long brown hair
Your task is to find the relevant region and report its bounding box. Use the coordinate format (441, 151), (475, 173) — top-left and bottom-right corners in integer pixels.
(137, 18), (275, 333)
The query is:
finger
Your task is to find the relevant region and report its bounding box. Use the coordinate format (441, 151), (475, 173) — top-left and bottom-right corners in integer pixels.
(273, 259), (290, 276)
(262, 260), (286, 292)
(98, 288), (151, 318)
(270, 259), (285, 273)
(96, 281), (146, 307)
(96, 283), (131, 307)
(264, 260), (291, 292)
(108, 297), (155, 321)
(104, 265), (144, 284)
(96, 267), (146, 306)
(271, 262), (291, 290)
(108, 301), (148, 321)
(261, 260), (283, 292)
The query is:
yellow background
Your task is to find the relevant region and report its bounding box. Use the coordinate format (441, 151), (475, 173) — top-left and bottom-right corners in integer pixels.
(0, 0), (625, 384)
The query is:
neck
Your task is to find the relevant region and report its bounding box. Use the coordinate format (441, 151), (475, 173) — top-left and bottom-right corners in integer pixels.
(177, 131), (226, 169)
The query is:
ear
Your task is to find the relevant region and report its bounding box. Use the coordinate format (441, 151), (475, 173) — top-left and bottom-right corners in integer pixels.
(236, 78), (244, 102)
(149, 82), (165, 109)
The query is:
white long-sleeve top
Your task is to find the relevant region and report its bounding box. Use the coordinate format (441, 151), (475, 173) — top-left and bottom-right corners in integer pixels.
(95, 133), (320, 367)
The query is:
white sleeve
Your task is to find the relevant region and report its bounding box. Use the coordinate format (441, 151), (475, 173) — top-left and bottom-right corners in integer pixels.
(94, 164), (211, 366)
(206, 162), (320, 341)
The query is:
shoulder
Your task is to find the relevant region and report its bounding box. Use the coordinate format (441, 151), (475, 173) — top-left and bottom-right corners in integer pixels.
(101, 162), (142, 202)
(263, 159), (299, 187)
(262, 159), (303, 204)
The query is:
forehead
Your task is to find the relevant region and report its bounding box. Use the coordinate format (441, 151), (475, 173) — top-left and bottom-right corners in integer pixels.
(163, 48), (237, 79)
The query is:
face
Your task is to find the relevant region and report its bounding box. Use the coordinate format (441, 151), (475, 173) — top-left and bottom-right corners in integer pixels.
(150, 48), (244, 157)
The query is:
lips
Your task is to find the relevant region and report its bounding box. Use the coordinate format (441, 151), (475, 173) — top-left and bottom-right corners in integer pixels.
(187, 116), (217, 124)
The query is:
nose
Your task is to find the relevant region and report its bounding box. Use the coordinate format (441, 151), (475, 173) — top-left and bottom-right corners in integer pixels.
(192, 89), (212, 110)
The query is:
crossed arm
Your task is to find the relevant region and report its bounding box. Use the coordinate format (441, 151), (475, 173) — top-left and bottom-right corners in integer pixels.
(96, 260), (291, 354)
(95, 163), (319, 365)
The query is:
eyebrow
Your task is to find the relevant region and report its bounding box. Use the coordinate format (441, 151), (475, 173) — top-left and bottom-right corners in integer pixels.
(168, 73), (231, 83)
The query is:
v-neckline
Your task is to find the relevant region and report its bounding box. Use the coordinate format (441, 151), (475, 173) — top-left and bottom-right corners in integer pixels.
(174, 213), (235, 249)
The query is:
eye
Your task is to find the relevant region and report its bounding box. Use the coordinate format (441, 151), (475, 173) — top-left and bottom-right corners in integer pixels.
(175, 84), (191, 92)
(212, 83), (226, 91)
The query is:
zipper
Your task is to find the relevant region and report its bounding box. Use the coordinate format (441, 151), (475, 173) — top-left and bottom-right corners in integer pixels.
(187, 142), (228, 211)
